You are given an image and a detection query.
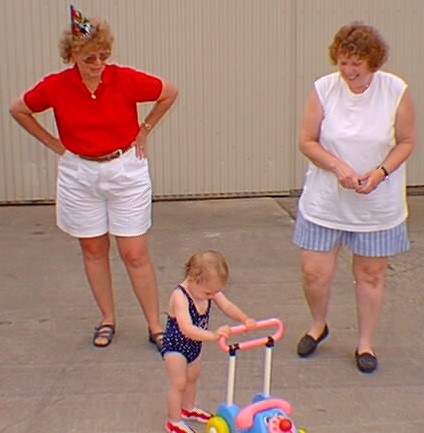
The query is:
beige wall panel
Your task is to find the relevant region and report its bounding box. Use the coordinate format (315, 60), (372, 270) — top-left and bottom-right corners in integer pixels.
(116, 0), (296, 198)
(1, 0), (423, 202)
(1, 0), (64, 202)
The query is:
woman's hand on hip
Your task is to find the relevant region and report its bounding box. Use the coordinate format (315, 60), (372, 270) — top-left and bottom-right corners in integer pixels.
(133, 134), (147, 159)
(49, 137), (66, 155)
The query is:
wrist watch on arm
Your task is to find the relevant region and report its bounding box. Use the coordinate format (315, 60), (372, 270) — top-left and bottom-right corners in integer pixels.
(377, 165), (389, 180)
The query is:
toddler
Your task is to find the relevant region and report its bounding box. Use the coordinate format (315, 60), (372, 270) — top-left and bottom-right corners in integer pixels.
(161, 250), (256, 433)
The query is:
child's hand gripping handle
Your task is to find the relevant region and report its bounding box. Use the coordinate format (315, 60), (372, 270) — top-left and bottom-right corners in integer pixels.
(219, 318), (284, 352)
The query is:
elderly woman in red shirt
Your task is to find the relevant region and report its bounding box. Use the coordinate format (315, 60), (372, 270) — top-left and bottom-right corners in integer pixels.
(9, 6), (178, 350)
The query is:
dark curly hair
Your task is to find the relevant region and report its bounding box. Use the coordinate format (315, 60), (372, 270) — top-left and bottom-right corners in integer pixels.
(59, 18), (114, 64)
(329, 22), (388, 71)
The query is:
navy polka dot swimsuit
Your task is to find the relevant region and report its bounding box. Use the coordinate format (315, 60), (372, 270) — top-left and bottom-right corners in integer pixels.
(161, 285), (212, 364)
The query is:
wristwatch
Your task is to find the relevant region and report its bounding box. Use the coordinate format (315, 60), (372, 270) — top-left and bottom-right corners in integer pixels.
(377, 165), (389, 179)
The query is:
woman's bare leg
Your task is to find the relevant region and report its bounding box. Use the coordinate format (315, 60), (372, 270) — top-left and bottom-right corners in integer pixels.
(115, 234), (162, 334)
(79, 234), (115, 345)
(300, 248), (339, 337)
(352, 255), (388, 354)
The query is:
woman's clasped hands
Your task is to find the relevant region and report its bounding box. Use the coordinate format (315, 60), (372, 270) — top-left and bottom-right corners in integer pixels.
(336, 162), (386, 194)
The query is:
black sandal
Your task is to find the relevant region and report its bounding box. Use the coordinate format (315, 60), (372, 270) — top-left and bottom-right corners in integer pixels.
(148, 329), (165, 352)
(93, 324), (115, 348)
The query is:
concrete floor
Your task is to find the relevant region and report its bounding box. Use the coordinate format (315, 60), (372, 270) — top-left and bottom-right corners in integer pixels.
(1, 196), (423, 433)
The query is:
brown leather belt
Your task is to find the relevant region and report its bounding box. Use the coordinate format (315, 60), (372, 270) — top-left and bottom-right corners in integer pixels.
(78, 144), (133, 162)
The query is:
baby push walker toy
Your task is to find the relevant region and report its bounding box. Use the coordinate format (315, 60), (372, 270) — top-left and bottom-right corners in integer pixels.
(206, 318), (305, 433)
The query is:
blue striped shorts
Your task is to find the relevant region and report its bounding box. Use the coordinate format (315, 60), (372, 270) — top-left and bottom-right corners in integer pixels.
(292, 211), (409, 257)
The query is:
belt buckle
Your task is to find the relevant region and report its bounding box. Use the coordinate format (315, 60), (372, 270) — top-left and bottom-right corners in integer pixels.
(106, 148), (123, 161)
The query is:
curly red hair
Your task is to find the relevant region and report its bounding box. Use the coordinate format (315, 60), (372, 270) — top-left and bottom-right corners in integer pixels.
(329, 22), (388, 71)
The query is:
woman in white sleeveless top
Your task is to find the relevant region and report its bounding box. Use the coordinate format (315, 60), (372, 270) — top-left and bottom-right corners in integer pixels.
(293, 22), (417, 373)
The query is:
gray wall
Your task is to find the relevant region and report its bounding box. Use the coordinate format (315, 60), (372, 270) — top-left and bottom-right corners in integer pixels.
(1, 0), (422, 202)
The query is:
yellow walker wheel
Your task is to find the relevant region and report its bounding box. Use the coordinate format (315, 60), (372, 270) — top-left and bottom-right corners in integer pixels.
(205, 415), (230, 433)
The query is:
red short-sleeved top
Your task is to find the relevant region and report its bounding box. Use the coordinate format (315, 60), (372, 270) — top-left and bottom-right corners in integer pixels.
(24, 64), (163, 156)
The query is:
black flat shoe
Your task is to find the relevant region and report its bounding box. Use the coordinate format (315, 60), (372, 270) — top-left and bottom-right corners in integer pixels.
(297, 324), (329, 357)
(355, 350), (378, 373)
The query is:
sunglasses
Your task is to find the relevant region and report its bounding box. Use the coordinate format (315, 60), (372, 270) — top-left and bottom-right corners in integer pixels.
(82, 51), (111, 64)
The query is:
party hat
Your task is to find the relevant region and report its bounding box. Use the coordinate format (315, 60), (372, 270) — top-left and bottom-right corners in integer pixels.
(70, 5), (92, 39)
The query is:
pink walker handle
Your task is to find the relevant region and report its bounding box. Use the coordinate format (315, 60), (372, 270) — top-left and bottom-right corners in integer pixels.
(219, 318), (284, 352)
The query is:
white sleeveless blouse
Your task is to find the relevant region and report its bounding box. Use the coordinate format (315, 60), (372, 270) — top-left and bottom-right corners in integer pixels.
(299, 71), (408, 232)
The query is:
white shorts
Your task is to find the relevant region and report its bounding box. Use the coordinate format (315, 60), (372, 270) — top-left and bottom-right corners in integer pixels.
(56, 148), (152, 238)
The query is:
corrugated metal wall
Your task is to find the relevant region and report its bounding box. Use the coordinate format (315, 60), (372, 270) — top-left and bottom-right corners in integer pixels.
(1, 0), (423, 203)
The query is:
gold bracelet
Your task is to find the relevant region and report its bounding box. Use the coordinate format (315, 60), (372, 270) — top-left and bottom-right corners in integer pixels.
(141, 121), (152, 131)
